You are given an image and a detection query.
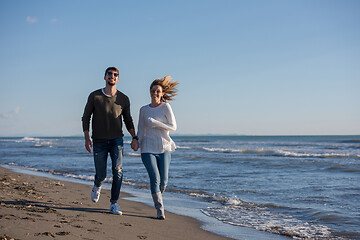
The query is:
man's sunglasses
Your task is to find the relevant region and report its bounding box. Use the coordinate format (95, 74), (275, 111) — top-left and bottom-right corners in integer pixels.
(107, 72), (119, 77)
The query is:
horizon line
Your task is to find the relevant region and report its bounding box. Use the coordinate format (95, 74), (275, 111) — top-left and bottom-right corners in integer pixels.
(1, 134), (359, 138)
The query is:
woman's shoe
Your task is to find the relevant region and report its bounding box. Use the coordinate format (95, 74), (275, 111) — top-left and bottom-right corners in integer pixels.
(152, 192), (165, 220)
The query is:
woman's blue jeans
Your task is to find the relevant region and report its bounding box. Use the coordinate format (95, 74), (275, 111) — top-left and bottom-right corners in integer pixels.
(93, 137), (123, 204)
(141, 152), (171, 194)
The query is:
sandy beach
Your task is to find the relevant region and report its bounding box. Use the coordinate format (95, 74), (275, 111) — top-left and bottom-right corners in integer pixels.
(0, 167), (232, 240)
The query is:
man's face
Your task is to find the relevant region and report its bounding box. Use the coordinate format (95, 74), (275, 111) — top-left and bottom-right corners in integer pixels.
(104, 70), (119, 86)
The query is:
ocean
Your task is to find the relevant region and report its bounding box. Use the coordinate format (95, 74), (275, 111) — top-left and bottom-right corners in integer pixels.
(0, 135), (359, 239)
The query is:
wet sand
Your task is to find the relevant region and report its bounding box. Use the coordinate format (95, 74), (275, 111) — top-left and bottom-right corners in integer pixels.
(0, 167), (232, 240)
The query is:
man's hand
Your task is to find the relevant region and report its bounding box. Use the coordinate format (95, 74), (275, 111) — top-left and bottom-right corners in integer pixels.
(85, 138), (92, 153)
(84, 130), (92, 153)
(128, 129), (139, 151)
(131, 139), (139, 151)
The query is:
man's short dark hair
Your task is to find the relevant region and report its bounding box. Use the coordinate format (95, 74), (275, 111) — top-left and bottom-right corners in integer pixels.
(105, 67), (119, 77)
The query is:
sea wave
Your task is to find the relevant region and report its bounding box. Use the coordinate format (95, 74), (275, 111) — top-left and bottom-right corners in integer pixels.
(275, 150), (359, 159)
(16, 137), (42, 142)
(13, 137), (55, 148)
(0, 137), (44, 143)
(194, 146), (360, 159)
(341, 140), (360, 143)
(176, 146), (193, 150)
(125, 152), (141, 157)
(185, 191), (339, 239)
(202, 147), (272, 154)
(196, 195), (335, 239)
(201, 205), (333, 239)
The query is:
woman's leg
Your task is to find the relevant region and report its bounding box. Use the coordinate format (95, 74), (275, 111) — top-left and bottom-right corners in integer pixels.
(141, 153), (161, 194)
(158, 152), (171, 193)
(142, 153), (165, 219)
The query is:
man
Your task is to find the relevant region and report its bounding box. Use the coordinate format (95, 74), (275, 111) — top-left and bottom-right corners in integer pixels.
(82, 66), (139, 215)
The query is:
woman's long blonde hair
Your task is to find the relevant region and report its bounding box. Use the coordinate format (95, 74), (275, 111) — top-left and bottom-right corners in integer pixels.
(150, 75), (179, 102)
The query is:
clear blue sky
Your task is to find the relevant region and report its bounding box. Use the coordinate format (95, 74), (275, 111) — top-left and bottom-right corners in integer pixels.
(0, 0), (359, 136)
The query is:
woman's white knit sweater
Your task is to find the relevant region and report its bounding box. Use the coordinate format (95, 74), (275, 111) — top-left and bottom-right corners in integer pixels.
(137, 102), (177, 154)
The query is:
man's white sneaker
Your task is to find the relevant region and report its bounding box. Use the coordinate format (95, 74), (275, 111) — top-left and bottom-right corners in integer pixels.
(110, 203), (122, 215)
(91, 185), (101, 203)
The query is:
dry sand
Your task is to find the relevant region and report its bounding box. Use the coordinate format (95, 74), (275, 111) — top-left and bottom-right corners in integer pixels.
(0, 167), (232, 240)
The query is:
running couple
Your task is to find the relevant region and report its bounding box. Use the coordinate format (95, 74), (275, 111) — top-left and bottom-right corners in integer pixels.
(82, 67), (179, 219)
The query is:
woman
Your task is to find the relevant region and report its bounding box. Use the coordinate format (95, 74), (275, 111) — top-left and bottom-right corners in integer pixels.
(137, 75), (179, 220)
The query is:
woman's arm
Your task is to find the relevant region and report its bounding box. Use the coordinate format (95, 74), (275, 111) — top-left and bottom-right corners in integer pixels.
(148, 103), (177, 131)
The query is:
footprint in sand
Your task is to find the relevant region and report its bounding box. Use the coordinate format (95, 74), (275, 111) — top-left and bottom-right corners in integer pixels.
(72, 224), (83, 228)
(56, 231), (70, 236)
(120, 223), (132, 227)
(22, 216), (35, 222)
(89, 219), (102, 224)
(27, 213), (43, 218)
(34, 232), (55, 237)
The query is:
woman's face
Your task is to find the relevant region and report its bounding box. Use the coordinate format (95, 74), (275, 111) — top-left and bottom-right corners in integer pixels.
(150, 85), (164, 103)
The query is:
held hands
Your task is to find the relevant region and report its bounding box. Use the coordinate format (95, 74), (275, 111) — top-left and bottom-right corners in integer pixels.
(86, 138), (138, 152)
(131, 139), (139, 151)
(128, 129), (139, 151)
(84, 128), (138, 152)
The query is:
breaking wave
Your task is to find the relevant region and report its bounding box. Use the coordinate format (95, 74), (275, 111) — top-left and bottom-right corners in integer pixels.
(177, 145), (360, 159)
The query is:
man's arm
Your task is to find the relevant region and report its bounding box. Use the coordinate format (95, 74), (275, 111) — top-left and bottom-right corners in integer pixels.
(121, 96), (139, 151)
(84, 130), (92, 153)
(82, 93), (94, 153)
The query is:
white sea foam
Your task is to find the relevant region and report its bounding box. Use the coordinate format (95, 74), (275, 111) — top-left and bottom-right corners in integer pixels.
(34, 141), (53, 147)
(202, 147), (271, 154)
(125, 152), (141, 157)
(226, 198), (244, 206)
(13, 137), (54, 147)
(189, 192), (217, 200)
(62, 173), (94, 181)
(193, 194), (335, 239)
(189, 192), (243, 205)
(276, 150), (357, 159)
(16, 137), (42, 142)
(176, 146), (192, 149)
(201, 205), (332, 239)
(198, 146), (359, 159)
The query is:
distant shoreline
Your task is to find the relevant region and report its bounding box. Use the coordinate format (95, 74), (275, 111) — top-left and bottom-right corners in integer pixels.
(1, 134), (360, 138)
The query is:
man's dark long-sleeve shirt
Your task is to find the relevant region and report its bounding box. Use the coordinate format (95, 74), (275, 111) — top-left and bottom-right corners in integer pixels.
(82, 89), (135, 142)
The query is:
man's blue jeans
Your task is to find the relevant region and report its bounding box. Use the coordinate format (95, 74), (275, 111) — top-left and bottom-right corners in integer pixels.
(93, 137), (123, 204)
(141, 152), (171, 194)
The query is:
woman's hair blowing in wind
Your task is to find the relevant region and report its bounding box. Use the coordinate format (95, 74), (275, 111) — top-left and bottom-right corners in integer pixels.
(150, 75), (179, 102)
